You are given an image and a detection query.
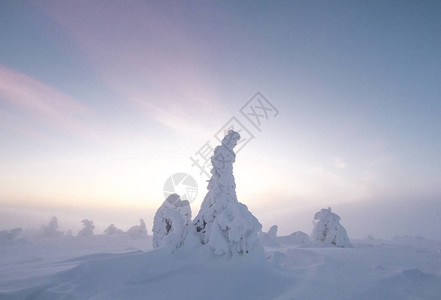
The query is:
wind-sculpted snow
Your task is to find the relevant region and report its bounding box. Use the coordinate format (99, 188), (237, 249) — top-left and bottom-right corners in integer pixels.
(152, 194), (192, 251)
(193, 130), (263, 256)
(310, 207), (351, 247)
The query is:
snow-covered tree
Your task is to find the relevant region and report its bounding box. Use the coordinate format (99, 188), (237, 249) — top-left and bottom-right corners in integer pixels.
(0, 228), (23, 241)
(127, 219), (148, 236)
(310, 207), (351, 247)
(152, 194), (191, 251)
(104, 224), (124, 235)
(193, 130), (262, 256)
(261, 225), (278, 240)
(277, 231), (310, 246)
(78, 219), (95, 237)
(41, 216), (63, 237)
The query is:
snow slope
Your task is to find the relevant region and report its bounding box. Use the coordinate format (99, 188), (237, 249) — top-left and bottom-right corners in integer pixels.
(1, 235), (441, 299)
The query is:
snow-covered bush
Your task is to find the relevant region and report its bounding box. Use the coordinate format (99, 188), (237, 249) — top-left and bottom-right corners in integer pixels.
(152, 193), (191, 251)
(277, 231), (310, 246)
(0, 228), (23, 241)
(193, 130), (262, 256)
(127, 219), (148, 236)
(78, 219), (95, 237)
(40, 216), (63, 237)
(104, 224), (124, 235)
(310, 207), (351, 247)
(261, 225), (278, 240)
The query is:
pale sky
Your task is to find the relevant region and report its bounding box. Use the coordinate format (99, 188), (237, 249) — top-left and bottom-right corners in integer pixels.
(1, 1), (440, 239)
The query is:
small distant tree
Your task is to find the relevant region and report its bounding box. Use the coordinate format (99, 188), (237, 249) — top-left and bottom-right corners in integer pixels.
(104, 224), (124, 235)
(127, 219), (148, 236)
(78, 219), (95, 236)
(41, 216), (63, 237)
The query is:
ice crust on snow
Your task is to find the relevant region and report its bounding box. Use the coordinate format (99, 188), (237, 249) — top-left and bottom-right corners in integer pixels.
(310, 207), (351, 247)
(193, 130), (262, 256)
(127, 219), (148, 236)
(78, 219), (95, 236)
(152, 193), (192, 250)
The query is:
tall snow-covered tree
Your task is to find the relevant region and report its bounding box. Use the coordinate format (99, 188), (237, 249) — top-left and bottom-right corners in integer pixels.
(193, 130), (262, 255)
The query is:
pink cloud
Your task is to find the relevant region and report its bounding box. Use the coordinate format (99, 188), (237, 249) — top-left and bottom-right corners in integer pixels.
(0, 65), (94, 140)
(36, 0), (227, 136)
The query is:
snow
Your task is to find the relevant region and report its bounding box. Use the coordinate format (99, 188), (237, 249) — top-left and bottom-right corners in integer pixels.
(152, 194), (192, 251)
(310, 207), (352, 248)
(1, 235), (441, 299)
(1, 130), (440, 298)
(277, 231), (310, 246)
(193, 130), (262, 256)
(267, 225), (278, 240)
(104, 224), (124, 235)
(127, 219), (148, 236)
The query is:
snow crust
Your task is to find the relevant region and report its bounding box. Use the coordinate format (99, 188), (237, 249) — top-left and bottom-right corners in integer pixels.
(310, 207), (351, 247)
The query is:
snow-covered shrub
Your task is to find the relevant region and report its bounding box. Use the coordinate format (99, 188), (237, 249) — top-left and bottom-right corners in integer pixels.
(127, 219), (148, 236)
(277, 231), (310, 246)
(104, 224), (124, 235)
(152, 193), (191, 251)
(310, 207), (351, 247)
(41, 216), (63, 237)
(193, 130), (262, 256)
(0, 228), (23, 241)
(78, 219), (95, 236)
(261, 225), (278, 240)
